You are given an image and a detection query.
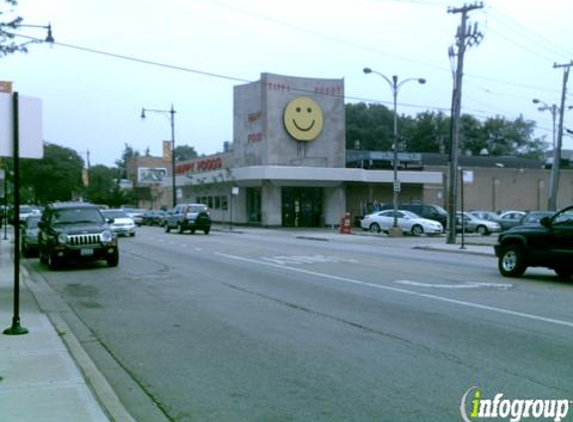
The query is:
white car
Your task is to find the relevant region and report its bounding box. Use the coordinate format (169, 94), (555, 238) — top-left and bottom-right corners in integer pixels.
(361, 209), (444, 236)
(101, 209), (136, 237)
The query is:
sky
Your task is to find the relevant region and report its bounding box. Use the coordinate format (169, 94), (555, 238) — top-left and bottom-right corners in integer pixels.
(2, 0), (573, 167)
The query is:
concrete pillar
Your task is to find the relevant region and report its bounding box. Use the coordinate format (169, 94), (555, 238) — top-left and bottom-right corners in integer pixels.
(261, 183), (281, 226)
(323, 185), (345, 227)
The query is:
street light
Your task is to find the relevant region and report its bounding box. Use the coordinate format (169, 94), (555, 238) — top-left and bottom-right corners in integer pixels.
(18, 23), (54, 43)
(533, 98), (562, 211)
(140, 104), (177, 208)
(363, 67), (426, 235)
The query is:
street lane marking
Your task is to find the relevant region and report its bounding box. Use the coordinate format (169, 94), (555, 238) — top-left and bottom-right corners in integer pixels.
(261, 255), (358, 265)
(216, 252), (573, 329)
(395, 280), (513, 291)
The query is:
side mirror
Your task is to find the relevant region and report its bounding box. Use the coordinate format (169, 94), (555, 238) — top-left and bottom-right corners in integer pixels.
(540, 216), (551, 227)
(106, 217), (115, 224)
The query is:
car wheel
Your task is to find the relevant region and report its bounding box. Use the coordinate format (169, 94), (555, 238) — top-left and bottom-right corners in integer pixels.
(554, 266), (573, 280)
(178, 224), (184, 234)
(39, 246), (48, 264)
(165, 224), (171, 233)
(411, 225), (424, 237)
(369, 223), (381, 233)
(476, 225), (489, 236)
(47, 252), (60, 271)
(21, 244), (30, 258)
(498, 245), (526, 277)
(107, 250), (119, 267)
(204, 228), (210, 235)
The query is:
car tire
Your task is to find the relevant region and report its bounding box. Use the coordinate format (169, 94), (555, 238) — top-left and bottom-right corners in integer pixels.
(47, 252), (60, 271)
(498, 244), (526, 277)
(369, 223), (381, 233)
(476, 225), (489, 236)
(165, 225), (171, 233)
(411, 225), (424, 237)
(21, 244), (30, 258)
(204, 228), (210, 235)
(178, 224), (184, 234)
(107, 250), (119, 267)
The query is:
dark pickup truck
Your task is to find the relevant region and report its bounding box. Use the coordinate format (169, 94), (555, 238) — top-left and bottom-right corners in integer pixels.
(494, 205), (573, 278)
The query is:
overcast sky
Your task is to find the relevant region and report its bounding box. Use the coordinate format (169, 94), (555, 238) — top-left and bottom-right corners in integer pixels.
(3, 0), (573, 166)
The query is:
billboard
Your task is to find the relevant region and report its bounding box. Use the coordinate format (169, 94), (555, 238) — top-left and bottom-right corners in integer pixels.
(138, 167), (167, 183)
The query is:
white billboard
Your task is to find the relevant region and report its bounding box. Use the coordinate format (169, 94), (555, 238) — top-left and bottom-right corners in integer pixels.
(138, 167), (167, 183)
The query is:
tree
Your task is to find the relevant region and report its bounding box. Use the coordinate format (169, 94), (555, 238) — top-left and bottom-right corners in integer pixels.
(174, 145), (198, 162)
(115, 143), (140, 179)
(346, 102), (393, 151)
(20, 143), (84, 203)
(0, 0), (25, 57)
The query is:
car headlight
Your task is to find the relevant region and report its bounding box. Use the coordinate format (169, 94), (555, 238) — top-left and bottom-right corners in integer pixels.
(57, 233), (68, 244)
(101, 230), (114, 242)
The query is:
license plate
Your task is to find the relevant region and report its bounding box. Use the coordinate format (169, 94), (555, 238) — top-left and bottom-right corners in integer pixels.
(80, 248), (94, 256)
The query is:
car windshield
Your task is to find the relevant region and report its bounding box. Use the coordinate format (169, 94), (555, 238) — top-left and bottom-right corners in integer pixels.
(186, 205), (207, 213)
(53, 208), (104, 224)
(102, 210), (129, 219)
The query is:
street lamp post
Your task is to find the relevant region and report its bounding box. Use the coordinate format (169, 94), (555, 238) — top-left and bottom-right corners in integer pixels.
(140, 105), (177, 208)
(363, 67), (426, 235)
(533, 98), (563, 211)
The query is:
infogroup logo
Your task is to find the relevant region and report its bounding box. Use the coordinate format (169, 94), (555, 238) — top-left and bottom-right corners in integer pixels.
(460, 387), (572, 422)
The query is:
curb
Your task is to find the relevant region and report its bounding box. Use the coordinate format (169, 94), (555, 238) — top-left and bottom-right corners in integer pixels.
(20, 265), (139, 422)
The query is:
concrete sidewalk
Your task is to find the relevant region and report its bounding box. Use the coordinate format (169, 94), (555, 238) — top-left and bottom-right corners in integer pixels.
(0, 228), (129, 422)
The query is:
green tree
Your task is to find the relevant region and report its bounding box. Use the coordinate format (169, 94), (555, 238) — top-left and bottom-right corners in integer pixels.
(0, 0), (25, 57)
(20, 143), (84, 203)
(115, 143), (140, 179)
(346, 102), (393, 151)
(174, 145), (198, 162)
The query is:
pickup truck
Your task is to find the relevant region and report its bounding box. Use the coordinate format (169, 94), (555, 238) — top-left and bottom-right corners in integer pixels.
(164, 203), (211, 235)
(494, 205), (573, 278)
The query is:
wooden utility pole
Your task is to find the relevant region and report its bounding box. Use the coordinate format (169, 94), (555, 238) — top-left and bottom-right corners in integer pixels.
(446, 2), (484, 244)
(548, 62), (572, 211)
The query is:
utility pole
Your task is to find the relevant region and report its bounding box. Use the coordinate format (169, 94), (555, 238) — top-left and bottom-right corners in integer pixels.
(547, 61), (572, 211)
(446, 2), (484, 244)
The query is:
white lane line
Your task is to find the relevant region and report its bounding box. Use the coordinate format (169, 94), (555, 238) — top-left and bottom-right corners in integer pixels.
(215, 252), (573, 329)
(395, 280), (513, 290)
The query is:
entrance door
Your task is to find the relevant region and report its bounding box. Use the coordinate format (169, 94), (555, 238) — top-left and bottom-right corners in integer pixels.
(281, 187), (322, 227)
(246, 187), (261, 224)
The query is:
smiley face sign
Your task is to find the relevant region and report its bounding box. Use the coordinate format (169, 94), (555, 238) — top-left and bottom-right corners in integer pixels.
(283, 97), (324, 142)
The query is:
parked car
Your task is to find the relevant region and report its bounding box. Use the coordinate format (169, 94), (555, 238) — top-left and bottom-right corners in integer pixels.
(120, 207), (145, 226)
(18, 205), (41, 224)
(519, 210), (554, 225)
(497, 210), (526, 231)
(21, 214), (41, 257)
(142, 210), (167, 226)
(101, 209), (136, 237)
(361, 209), (444, 236)
(38, 202), (119, 270)
(469, 210), (503, 225)
(456, 212), (501, 235)
(494, 204), (573, 278)
(381, 203), (448, 229)
(164, 203), (211, 234)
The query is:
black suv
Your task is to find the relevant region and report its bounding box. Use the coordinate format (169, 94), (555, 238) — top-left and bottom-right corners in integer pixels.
(494, 205), (573, 278)
(38, 202), (119, 270)
(164, 203), (211, 234)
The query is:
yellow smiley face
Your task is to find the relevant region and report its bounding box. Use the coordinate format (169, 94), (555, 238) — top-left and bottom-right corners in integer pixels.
(283, 97), (324, 141)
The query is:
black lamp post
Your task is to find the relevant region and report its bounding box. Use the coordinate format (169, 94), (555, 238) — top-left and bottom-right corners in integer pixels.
(140, 105), (177, 208)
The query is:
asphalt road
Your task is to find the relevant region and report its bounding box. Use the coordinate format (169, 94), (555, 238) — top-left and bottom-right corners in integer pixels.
(25, 227), (573, 422)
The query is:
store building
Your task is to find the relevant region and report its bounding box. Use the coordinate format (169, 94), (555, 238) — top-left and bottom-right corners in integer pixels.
(144, 73), (440, 226)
